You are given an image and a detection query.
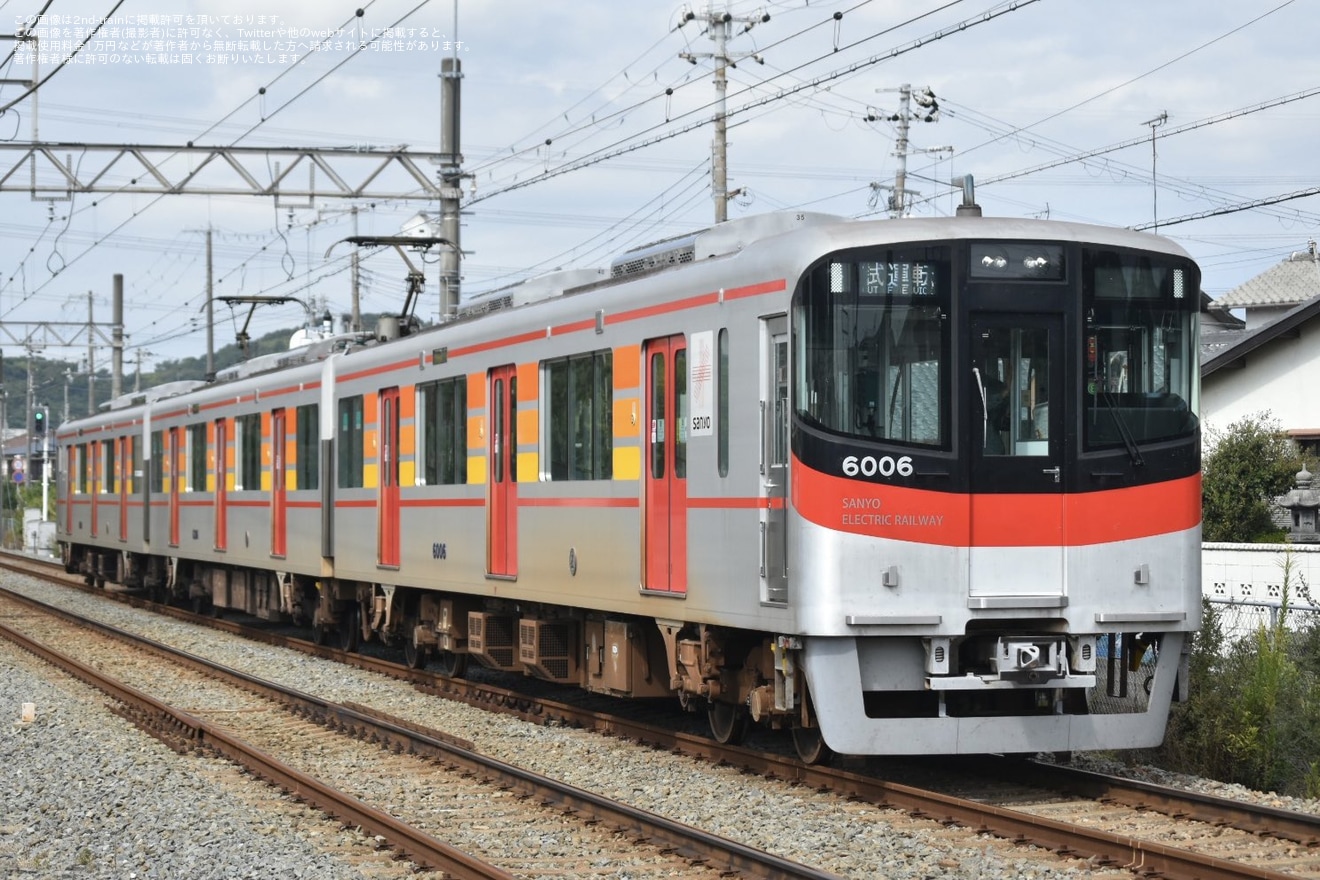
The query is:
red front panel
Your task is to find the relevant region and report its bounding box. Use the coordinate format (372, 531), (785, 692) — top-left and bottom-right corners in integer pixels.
(642, 336), (687, 594)
(271, 408), (287, 558)
(486, 366), (518, 577)
(378, 389), (400, 567)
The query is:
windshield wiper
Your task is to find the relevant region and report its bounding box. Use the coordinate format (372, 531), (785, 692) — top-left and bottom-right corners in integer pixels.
(1101, 390), (1144, 467)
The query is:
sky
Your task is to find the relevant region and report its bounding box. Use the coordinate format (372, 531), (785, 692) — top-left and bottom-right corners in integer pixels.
(0, 0), (1316, 376)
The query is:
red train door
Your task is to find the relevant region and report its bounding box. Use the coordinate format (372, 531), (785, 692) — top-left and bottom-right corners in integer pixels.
(486, 365), (517, 577)
(378, 388), (400, 567)
(642, 335), (688, 594)
(118, 437), (130, 541)
(169, 427), (182, 547)
(64, 443), (75, 536)
(90, 441), (100, 539)
(214, 418), (228, 551)
(271, 408), (287, 558)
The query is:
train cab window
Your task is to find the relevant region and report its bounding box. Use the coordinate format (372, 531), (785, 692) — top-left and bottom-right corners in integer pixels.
(417, 377), (467, 485)
(544, 350), (613, 481)
(149, 431), (164, 493)
(236, 413), (261, 490)
(1082, 249), (1199, 450)
(186, 424), (207, 491)
(338, 396), (365, 489)
(295, 404), (319, 490)
(793, 247), (951, 448)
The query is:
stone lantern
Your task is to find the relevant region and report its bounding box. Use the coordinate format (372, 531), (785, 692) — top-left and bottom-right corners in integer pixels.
(1276, 466), (1320, 543)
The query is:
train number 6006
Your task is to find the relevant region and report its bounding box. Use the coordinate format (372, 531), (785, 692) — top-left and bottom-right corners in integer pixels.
(842, 454), (914, 478)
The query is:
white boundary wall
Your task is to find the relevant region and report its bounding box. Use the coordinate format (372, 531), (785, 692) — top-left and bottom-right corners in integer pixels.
(1203, 543), (1320, 603)
(1202, 542), (1320, 639)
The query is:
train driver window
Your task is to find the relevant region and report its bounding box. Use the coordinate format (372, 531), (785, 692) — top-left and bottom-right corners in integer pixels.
(793, 251), (950, 449)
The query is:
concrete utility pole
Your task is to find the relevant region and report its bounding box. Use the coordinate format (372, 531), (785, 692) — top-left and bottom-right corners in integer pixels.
(111, 274), (123, 400)
(350, 206), (362, 332)
(87, 292), (95, 414)
(206, 228), (215, 380)
(437, 53), (464, 322)
(871, 85), (951, 218)
(678, 4), (770, 223)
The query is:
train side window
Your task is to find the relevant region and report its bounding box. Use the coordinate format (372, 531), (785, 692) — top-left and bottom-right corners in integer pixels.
(100, 440), (115, 493)
(76, 443), (89, 493)
(295, 404), (319, 490)
(338, 395), (364, 489)
(545, 350), (613, 481)
(675, 347), (687, 479)
(417, 377), (467, 485)
(187, 423), (207, 492)
(128, 436), (139, 494)
(150, 431), (164, 493)
(236, 413), (261, 490)
(718, 329), (729, 478)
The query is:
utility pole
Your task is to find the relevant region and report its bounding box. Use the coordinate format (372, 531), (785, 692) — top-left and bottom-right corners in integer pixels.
(205, 227), (215, 380)
(87, 292), (95, 414)
(111, 273), (123, 400)
(437, 52), (464, 322)
(678, 4), (769, 223)
(871, 85), (951, 218)
(350, 206), (362, 332)
(24, 346), (34, 463)
(1142, 111), (1168, 232)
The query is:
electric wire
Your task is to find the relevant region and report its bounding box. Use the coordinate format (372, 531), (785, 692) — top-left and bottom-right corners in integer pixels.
(467, 0), (1035, 205)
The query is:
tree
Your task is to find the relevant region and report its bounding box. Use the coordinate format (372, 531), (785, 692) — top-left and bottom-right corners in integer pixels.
(1201, 413), (1304, 543)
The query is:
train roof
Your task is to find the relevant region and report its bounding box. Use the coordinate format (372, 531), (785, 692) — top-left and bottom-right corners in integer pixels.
(71, 209), (1194, 431)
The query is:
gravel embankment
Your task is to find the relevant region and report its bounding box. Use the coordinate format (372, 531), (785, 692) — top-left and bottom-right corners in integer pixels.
(0, 641), (418, 879)
(3, 572), (1315, 879)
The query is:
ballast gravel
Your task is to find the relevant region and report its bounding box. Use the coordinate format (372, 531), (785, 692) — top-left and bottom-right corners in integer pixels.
(2, 571), (1316, 879)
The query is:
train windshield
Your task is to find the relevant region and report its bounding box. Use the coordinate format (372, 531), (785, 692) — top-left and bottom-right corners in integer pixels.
(793, 246), (951, 448)
(1082, 248), (1199, 450)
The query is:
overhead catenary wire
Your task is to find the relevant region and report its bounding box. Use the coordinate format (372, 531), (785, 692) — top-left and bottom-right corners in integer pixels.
(467, 0), (1036, 205)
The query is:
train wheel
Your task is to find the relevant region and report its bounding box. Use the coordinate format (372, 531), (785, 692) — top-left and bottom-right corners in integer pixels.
(792, 726), (832, 765)
(339, 606), (360, 653)
(707, 702), (749, 745)
(312, 623), (331, 646)
(434, 650), (468, 679)
(402, 615), (428, 669)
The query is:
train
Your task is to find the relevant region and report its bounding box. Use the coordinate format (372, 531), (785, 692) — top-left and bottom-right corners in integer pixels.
(55, 193), (1203, 763)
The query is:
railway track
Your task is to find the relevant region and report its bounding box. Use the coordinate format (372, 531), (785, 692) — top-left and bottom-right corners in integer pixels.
(5, 553), (1320, 879)
(0, 584), (841, 879)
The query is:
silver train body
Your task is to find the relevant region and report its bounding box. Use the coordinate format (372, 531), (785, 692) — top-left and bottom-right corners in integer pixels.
(57, 209), (1203, 760)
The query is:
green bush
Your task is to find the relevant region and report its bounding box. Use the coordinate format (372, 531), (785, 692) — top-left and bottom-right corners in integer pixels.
(1158, 555), (1320, 796)
(1201, 414), (1303, 543)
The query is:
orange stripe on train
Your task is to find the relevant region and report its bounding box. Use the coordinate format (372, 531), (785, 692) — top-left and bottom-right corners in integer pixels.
(793, 458), (1200, 547)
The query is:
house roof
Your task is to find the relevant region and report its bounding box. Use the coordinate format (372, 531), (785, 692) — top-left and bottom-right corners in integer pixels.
(1202, 289), (1320, 376)
(1212, 244), (1320, 309)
